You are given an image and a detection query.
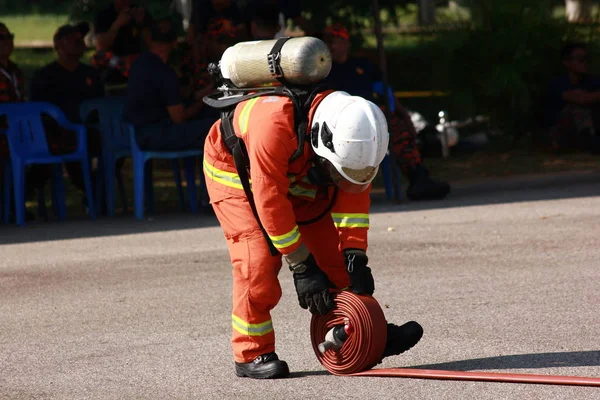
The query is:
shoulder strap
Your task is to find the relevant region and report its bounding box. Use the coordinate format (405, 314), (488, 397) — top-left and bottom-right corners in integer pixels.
(219, 109), (279, 256)
(287, 85), (331, 162)
(267, 37), (293, 86)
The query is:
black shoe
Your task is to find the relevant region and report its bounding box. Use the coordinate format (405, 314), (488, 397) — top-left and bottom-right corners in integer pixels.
(406, 166), (450, 201)
(381, 321), (424, 359)
(235, 352), (290, 379)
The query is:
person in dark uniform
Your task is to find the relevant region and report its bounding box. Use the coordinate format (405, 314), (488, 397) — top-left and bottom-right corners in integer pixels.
(30, 22), (105, 201)
(91, 0), (153, 84)
(323, 23), (451, 201)
(243, 0), (313, 37)
(123, 21), (216, 152)
(248, 3), (281, 40)
(544, 42), (600, 153)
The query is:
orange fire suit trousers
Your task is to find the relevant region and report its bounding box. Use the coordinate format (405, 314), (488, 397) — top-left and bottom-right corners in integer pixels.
(212, 197), (351, 363)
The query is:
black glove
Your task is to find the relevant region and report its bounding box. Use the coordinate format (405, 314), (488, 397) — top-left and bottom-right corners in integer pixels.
(292, 253), (335, 315)
(345, 249), (375, 295)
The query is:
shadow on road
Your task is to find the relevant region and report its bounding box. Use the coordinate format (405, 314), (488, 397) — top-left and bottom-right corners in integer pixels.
(406, 351), (600, 371)
(289, 370), (331, 378)
(0, 210), (221, 245)
(1, 172), (598, 245)
(370, 171), (600, 215)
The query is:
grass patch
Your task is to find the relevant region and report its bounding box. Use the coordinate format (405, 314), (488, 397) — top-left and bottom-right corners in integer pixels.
(3, 14), (70, 45)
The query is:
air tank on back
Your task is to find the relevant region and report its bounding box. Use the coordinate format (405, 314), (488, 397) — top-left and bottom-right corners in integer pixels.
(219, 36), (332, 88)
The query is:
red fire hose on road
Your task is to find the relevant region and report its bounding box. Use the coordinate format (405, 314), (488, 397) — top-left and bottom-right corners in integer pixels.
(310, 292), (600, 387)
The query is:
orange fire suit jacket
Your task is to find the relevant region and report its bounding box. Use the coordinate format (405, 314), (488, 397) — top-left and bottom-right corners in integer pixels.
(203, 90), (371, 263)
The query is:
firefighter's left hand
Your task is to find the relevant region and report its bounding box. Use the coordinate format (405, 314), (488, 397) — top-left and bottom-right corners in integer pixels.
(344, 249), (375, 296)
(292, 254), (335, 315)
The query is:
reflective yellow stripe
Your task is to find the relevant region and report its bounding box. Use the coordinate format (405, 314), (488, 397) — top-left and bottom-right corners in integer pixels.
(269, 226), (301, 249)
(238, 97), (260, 135)
(203, 159), (246, 190)
(331, 213), (370, 228)
(232, 314), (274, 336)
(289, 185), (317, 199)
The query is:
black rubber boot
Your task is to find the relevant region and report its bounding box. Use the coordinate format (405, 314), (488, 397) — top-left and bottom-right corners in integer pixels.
(406, 165), (450, 201)
(235, 352), (290, 379)
(381, 321), (424, 359)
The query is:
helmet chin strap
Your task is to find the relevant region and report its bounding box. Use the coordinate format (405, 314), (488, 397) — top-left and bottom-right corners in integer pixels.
(307, 156), (334, 186)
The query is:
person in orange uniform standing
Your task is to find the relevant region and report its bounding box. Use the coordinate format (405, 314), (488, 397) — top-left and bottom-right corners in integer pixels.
(203, 88), (424, 379)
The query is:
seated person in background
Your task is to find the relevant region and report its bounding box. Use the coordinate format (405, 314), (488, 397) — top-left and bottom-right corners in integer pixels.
(179, 16), (238, 124)
(249, 3), (282, 40)
(0, 23), (36, 221)
(0, 21), (25, 160)
(545, 42), (600, 153)
(1, 22), (85, 219)
(243, 0), (312, 38)
(187, 0), (246, 65)
(322, 24), (450, 201)
(123, 21), (216, 152)
(29, 22), (105, 199)
(92, 0), (153, 83)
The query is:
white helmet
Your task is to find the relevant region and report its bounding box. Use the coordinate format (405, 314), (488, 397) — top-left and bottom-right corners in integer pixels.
(310, 91), (389, 193)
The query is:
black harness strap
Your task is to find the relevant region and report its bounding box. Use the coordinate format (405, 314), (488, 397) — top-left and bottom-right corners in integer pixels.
(268, 37), (292, 85)
(204, 87), (282, 110)
(204, 81), (334, 255)
(220, 109), (279, 256)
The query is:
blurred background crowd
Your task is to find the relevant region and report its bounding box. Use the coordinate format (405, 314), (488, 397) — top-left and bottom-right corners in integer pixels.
(1, 0), (600, 222)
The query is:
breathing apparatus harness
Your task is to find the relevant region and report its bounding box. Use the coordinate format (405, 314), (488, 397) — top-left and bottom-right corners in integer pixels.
(203, 37), (337, 256)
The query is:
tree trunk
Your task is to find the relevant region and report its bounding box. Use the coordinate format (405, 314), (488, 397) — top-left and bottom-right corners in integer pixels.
(565, 0), (593, 22)
(418, 0), (436, 26)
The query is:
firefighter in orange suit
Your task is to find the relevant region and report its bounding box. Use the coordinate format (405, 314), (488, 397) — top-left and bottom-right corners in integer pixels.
(203, 89), (424, 379)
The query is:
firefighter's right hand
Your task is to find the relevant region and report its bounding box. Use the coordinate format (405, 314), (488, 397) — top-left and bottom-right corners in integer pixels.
(292, 254), (335, 315)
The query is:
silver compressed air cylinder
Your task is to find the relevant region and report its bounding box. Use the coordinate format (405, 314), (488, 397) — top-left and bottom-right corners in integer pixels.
(219, 36), (332, 88)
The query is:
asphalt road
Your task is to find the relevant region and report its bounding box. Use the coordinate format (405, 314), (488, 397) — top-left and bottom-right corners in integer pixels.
(1, 178), (600, 399)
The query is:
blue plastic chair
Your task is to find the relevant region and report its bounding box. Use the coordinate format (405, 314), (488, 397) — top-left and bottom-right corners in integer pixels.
(80, 97), (202, 218)
(127, 123), (206, 220)
(79, 97), (131, 216)
(0, 102), (96, 226)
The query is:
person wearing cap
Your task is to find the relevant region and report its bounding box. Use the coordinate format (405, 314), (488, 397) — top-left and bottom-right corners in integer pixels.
(92, 0), (153, 84)
(322, 23), (451, 202)
(123, 20), (216, 152)
(29, 22), (105, 203)
(188, 0), (247, 47)
(31, 22), (104, 126)
(248, 3), (281, 40)
(187, 0), (247, 77)
(243, 0), (313, 38)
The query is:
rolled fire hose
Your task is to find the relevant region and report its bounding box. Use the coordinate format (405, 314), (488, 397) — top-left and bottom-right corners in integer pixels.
(310, 291), (600, 387)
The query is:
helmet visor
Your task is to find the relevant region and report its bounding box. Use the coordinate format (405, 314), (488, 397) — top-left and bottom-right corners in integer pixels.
(323, 159), (376, 193)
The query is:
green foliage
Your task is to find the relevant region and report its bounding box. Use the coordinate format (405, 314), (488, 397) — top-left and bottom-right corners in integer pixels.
(70, 0), (176, 21)
(299, 0), (414, 48)
(428, 1), (599, 134)
(2, 14), (69, 44)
